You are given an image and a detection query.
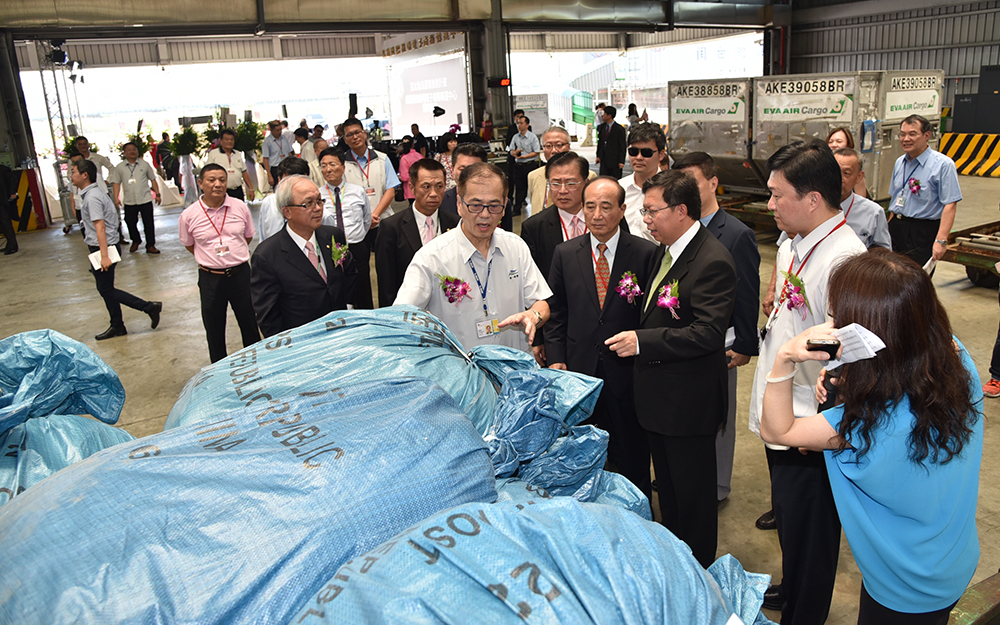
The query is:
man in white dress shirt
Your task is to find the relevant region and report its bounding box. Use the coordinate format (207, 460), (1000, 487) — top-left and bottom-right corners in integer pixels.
(317, 147), (371, 254)
(750, 139), (866, 624)
(394, 162), (551, 352)
(206, 128), (256, 203)
(110, 142), (161, 254)
(618, 123), (666, 242)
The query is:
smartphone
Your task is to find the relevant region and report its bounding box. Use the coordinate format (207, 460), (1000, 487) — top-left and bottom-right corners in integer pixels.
(806, 338), (840, 358)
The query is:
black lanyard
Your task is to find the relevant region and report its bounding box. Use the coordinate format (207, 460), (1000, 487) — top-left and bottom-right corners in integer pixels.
(468, 258), (493, 317)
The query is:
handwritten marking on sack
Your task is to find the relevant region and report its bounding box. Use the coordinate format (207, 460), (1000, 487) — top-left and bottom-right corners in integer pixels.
(295, 540), (401, 622)
(253, 397), (344, 469)
(127, 444), (162, 459)
(192, 417), (247, 452)
(0, 485), (26, 503)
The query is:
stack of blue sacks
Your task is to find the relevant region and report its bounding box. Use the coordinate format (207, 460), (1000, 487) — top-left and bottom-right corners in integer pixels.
(0, 309), (771, 624)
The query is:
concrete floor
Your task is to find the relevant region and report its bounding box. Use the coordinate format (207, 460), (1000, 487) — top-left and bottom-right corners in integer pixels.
(1, 169), (998, 623)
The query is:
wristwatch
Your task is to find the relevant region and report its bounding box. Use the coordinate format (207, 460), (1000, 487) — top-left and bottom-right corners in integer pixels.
(934, 239), (948, 246)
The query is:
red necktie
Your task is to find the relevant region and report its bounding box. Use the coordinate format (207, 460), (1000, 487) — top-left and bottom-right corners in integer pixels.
(596, 243), (610, 308)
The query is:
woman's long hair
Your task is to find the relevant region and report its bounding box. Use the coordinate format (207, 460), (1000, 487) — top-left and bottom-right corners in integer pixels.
(829, 249), (977, 464)
(628, 103), (639, 117)
(400, 135), (413, 155)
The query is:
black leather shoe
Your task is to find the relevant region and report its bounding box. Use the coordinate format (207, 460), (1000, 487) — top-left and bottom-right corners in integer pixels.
(95, 325), (127, 340)
(147, 301), (162, 329)
(756, 509), (777, 530)
(762, 583), (784, 610)
(3, 247), (17, 255)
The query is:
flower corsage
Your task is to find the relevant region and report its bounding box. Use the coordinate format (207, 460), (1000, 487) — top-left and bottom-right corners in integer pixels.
(615, 271), (643, 305)
(656, 280), (681, 319)
(436, 274), (471, 305)
(907, 177), (921, 194)
(778, 271), (812, 320)
(328, 242), (349, 269)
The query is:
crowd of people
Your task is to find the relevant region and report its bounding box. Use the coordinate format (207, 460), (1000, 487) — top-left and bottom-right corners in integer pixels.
(63, 108), (984, 623)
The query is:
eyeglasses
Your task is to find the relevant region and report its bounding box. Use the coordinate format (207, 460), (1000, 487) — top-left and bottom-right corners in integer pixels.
(542, 142), (569, 150)
(344, 130), (366, 139)
(461, 198), (506, 214)
(639, 204), (676, 217)
(628, 147), (656, 158)
(548, 181), (582, 190)
(286, 198), (325, 210)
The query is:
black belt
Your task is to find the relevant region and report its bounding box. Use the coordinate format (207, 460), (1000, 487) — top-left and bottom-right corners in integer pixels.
(891, 213), (939, 222)
(199, 261), (247, 277)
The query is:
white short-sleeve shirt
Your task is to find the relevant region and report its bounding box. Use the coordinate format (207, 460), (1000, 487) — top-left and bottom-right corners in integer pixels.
(394, 226), (553, 353)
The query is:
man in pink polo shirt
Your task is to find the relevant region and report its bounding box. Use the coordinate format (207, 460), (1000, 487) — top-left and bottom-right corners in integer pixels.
(179, 163), (260, 363)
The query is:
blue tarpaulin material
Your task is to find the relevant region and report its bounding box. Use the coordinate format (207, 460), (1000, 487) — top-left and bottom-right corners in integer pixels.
(0, 330), (131, 505)
(495, 474), (652, 520)
(0, 379), (497, 625)
(165, 307), (501, 433)
(0, 414), (134, 505)
(294, 498), (773, 624)
(0, 329), (125, 433)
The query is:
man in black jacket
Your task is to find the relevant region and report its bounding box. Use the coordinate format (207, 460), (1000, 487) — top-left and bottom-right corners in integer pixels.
(596, 106), (627, 180)
(605, 170), (736, 567)
(546, 176), (657, 501)
(250, 175), (357, 337)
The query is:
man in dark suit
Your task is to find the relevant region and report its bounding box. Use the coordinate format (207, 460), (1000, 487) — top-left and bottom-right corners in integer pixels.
(520, 152), (589, 365)
(606, 169), (736, 568)
(597, 106), (627, 180)
(673, 152), (760, 503)
(375, 158), (459, 307)
(251, 175), (358, 337)
(440, 143), (488, 217)
(546, 176), (657, 501)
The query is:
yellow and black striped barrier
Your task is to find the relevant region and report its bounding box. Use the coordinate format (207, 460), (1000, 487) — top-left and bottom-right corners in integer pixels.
(940, 133), (1000, 177)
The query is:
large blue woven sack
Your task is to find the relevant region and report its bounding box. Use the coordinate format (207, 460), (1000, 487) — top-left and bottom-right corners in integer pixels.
(165, 306), (500, 432)
(0, 379), (496, 625)
(0, 330), (130, 505)
(0, 329), (125, 433)
(0, 414), (134, 505)
(294, 497), (772, 624)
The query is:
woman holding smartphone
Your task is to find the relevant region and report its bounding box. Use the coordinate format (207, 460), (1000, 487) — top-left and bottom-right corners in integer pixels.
(761, 249), (983, 624)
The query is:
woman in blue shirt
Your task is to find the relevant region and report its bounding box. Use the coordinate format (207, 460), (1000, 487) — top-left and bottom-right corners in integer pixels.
(760, 249), (983, 624)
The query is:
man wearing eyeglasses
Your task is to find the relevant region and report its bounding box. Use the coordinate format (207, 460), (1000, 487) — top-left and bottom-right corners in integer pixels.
(605, 170), (736, 568)
(619, 124), (667, 243)
(340, 117), (401, 309)
(394, 162), (551, 353)
(526, 126), (596, 218)
(178, 163), (260, 363)
(520, 152), (590, 365)
(250, 175), (357, 337)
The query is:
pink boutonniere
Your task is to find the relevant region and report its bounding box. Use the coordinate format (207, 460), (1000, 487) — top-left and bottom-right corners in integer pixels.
(656, 280), (681, 319)
(778, 271), (812, 320)
(328, 242), (348, 269)
(615, 271), (643, 305)
(907, 177), (921, 194)
(435, 274), (471, 305)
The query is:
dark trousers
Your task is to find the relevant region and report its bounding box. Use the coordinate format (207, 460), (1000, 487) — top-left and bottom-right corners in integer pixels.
(124, 202), (155, 249)
(351, 230), (375, 309)
(887, 214), (940, 268)
(197, 263), (260, 363)
(88, 243), (150, 326)
(0, 198), (17, 252)
(767, 447), (841, 625)
(647, 431), (717, 568)
(512, 161), (538, 213)
(226, 187), (245, 201)
(858, 584), (955, 625)
(599, 162), (624, 180)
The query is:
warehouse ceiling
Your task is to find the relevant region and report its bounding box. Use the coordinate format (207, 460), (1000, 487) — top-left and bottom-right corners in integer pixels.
(0, 0), (788, 39)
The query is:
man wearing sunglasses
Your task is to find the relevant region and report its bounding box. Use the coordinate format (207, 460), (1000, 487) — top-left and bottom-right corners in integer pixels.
(250, 175), (357, 338)
(619, 124), (667, 242)
(395, 163), (551, 353)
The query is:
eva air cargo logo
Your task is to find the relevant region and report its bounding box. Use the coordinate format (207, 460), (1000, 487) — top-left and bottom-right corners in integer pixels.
(890, 93), (937, 114)
(672, 99), (742, 119)
(830, 99), (846, 115)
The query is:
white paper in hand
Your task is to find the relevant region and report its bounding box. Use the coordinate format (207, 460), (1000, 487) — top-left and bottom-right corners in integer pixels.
(88, 245), (121, 270)
(826, 323), (886, 370)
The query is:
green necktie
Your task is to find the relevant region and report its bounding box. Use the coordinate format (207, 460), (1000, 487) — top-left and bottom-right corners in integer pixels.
(645, 248), (672, 312)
